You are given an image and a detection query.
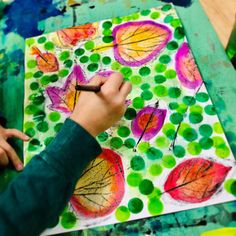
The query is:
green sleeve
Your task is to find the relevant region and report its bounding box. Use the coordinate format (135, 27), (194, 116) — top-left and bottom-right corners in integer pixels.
(0, 118), (102, 236)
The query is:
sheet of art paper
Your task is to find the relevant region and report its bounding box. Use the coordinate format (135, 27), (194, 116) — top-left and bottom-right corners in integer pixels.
(24, 4), (236, 235)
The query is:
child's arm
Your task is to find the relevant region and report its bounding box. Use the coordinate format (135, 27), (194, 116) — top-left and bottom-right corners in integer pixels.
(0, 73), (131, 236)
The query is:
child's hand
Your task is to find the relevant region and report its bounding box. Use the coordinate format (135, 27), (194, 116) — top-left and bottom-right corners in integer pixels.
(71, 72), (132, 137)
(0, 126), (30, 171)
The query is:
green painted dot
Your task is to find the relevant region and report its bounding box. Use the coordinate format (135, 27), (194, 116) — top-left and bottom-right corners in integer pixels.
(196, 92), (209, 102)
(54, 123), (63, 133)
(215, 145), (230, 158)
(130, 156), (145, 171)
(146, 147), (163, 160)
(212, 136), (225, 147)
(199, 124), (213, 137)
(30, 82), (39, 90)
(148, 198), (164, 215)
(61, 212), (77, 229)
(124, 108), (136, 120)
(59, 69), (69, 77)
(80, 56), (89, 63)
(90, 53), (101, 63)
(28, 93), (45, 105)
(170, 112), (183, 125)
(183, 96), (196, 106)
(133, 97), (145, 109)
(64, 59), (73, 68)
(36, 121), (49, 133)
(115, 206), (130, 222)
(121, 67), (133, 78)
(102, 56), (111, 65)
(40, 75), (50, 85)
(179, 123), (191, 136)
(127, 172), (142, 187)
(151, 12), (160, 19)
(154, 75), (166, 84)
(26, 38), (35, 47)
(111, 61), (121, 70)
(59, 51), (70, 61)
(165, 69), (176, 79)
(141, 9), (151, 16)
(139, 67), (151, 76)
(24, 121), (35, 129)
(50, 74), (59, 82)
(33, 71), (43, 78)
(174, 27), (185, 39)
(140, 83), (150, 90)
(139, 179), (154, 195)
(199, 137), (213, 150)
(27, 60), (37, 69)
(190, 105), (203, 113)
(155, 63), (166, 73)
(130, 75), (142, 85)
(49, 112), (61, 122)
(117, 126), (130, 138)
(103, 28), (112, 36)
(75, 48), (85, 56)
(205, 105), (216, 115)
(131, 13), (140, 20)
(25, 72), (33, 79)
(159, 55), (171, 64)
(124, 138), (136, 148)
(110, 137), (123, 149)
(169, 102), (179, 110)
(162, 155), (176, 168)
(103, 36), (114, 43)
(112, 17), (122, 24)
(162, 4), (172, 11)
(187, 142), (202, 155)
(164, 15), (174, 23)
(213, 122), (223, 134)
(173, 145), (186, 158)
(128, 198), (143, 214)
(97, 132), (109, 142)
(224, 179), (236, 195)
(141, 90), (153, 100)
(25, 128), (35, 138)
(182, 128), (198, 142)
(137, 142), (150, 153)
(84, 41), (95, 50)
(149, 164), (163, 176)
(170, 19), (181, 28)
(167, 41), (178, 50)
(28, 139), (40, 152)
(189, 112), (203, 124)
(102, 21), (112, 29)
(168, 87), (181, 98)
(155, 136), (170, 148)
(44, 41), (54, 50)
(25, 104), (39, 115)
(87, 63), (98, 72)
(37, 36), (46, 44)
(153, 85), (168, 97)
(177, 104), (188, 114)
(44, 137), (54, 146)
(33, 111), (46, 121)
(163, 123), (176, 140)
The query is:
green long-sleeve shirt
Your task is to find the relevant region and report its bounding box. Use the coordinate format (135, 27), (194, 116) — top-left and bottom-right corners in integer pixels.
(0, 118), (102, 236)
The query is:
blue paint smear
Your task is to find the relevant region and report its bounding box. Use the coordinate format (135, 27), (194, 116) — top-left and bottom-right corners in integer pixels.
(3, 0), (63, 38)
(162, 0), (192, 7)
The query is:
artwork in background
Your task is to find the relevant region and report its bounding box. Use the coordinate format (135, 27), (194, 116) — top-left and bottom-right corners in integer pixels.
(24, 4), (236, 235)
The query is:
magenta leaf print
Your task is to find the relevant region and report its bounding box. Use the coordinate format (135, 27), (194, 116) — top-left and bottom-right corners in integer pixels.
(164, 158), (231, 203)
(176, 42), (202, 89)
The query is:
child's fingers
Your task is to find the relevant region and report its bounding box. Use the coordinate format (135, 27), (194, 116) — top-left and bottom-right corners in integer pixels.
(0, 141), (23, 171)
(0, 147), (9, 167)
(119, 81), (132, 99)
(102, 72), (124, 92)
(5, 129), (30, 141)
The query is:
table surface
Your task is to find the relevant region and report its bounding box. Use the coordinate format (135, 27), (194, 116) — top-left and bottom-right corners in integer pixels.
(200, 0), (236, 48)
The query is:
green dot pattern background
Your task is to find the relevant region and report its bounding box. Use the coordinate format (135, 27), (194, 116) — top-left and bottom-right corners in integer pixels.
(24, 4), (236, 233)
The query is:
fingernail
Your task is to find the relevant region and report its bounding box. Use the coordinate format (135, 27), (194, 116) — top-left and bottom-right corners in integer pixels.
(25, 135), (30, 140)
(17, 163), (23, 171)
